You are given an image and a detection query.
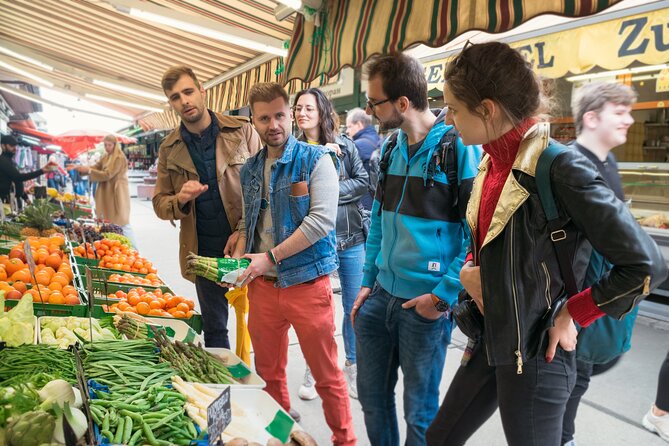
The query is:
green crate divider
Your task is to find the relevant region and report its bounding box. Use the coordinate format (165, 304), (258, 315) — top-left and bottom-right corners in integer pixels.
(91, 305), (203, 333)
(86, 282), (175, 304)
(77, 267), (169, 292)
(4, 299), (88, 317)
(73, 256), (100, 267)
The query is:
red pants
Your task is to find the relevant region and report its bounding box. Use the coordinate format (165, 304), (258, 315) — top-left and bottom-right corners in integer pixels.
(248, 275), (356, 446)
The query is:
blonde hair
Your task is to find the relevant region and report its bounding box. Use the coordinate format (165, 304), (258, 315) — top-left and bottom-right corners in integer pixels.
(248, 82), (289, 109)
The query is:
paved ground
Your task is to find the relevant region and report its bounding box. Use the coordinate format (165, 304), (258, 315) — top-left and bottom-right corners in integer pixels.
(129, 196), (669, 446)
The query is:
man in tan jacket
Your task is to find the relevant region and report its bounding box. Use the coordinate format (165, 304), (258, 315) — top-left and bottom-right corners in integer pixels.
(153, 66), (261, 348)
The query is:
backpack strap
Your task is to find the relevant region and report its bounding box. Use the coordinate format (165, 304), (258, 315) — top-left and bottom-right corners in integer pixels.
(440, 127), (459, 207)
(536, 143), (579, 297)
(376, 131), (400, 216)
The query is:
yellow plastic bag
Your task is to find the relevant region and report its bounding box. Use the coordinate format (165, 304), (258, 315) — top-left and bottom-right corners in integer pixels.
(224, 286), (251, 365)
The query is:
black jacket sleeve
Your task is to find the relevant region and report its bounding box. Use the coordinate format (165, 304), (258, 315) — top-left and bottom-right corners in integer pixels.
(0, 157), (44, 182)
(552, 150), (668, 318)
(338, 138), (369, 205)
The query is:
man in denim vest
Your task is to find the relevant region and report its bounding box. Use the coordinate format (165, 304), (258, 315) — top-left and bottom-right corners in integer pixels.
(231, 82), (356, 446)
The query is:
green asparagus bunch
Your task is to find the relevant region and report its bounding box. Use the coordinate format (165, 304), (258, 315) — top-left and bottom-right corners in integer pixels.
(185, 252), (249, 282)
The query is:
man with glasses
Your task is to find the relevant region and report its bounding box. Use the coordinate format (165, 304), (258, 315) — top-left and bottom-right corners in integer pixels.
(350, 53), (482, 445)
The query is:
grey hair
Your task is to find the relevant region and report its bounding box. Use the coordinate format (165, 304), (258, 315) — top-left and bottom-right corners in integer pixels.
(346, 107), (371, 126)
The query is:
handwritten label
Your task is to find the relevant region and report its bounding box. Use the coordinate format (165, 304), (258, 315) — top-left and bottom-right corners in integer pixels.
(23, 239), (36, 275)
(207, 387), (231, 445)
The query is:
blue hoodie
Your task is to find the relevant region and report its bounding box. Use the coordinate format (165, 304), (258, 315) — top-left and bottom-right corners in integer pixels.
(362, 111), (482, 306)
(352, 125), (382, 210)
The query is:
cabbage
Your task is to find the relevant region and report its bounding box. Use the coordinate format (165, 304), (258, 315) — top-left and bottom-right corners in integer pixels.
(0, 294), (34, 347)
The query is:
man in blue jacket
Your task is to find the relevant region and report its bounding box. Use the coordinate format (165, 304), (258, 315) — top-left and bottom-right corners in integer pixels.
(346, 108), (381, 210)
(350, 53), (482, 445)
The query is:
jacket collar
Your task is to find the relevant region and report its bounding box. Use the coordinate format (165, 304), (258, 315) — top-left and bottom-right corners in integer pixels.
(162, 111), (244, 148)
(467, 122), (550, 249)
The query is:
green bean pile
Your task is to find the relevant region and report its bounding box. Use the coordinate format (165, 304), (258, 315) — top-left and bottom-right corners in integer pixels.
(0, 345), (76, 387)
(82, 339), (202, 445)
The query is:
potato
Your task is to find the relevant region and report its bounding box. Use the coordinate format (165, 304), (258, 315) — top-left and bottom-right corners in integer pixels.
(226, 438), (249, 446)
(287, 431), (317, 446)
(267, 439), (283, 446)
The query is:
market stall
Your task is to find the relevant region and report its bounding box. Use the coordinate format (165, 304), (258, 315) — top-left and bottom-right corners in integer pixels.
(0, 202), (318, 445)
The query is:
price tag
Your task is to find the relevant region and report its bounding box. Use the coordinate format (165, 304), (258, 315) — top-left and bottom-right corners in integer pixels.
(24, 239), (43, 303)
(85, 267), (94, 341)
(23, 239), (36, 276)
(207, 386), (231, 445)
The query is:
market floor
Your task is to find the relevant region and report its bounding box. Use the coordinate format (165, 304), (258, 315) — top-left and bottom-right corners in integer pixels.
(129, 196), (669, 445)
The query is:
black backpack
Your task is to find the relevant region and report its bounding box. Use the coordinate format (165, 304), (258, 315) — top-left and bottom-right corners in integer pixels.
(376, 126), (459, 215)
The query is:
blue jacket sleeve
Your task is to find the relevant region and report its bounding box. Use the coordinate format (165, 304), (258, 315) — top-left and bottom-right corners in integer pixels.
(431, 140), (483, 306)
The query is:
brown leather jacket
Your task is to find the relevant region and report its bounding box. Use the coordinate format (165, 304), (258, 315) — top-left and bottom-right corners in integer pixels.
(152, 112), (262, 281)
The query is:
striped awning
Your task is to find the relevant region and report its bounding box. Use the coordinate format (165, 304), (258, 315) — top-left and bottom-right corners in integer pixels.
(139, 57), (332, 130)
(0, 0), (294, 118)
(284, 0), (624, 83)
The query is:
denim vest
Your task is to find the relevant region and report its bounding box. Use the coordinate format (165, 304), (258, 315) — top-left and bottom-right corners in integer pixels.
(240, 135), (339, 288)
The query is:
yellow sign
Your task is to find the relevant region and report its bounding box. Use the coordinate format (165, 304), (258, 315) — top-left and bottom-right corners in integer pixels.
(657, 67), (669, 92)
(423, 8), (669, 87)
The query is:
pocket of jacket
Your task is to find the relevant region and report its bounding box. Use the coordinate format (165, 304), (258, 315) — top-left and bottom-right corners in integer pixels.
(289, 194), (310, 225)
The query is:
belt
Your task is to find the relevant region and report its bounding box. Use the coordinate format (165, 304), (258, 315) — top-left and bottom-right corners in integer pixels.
(259, 276), (317, 285)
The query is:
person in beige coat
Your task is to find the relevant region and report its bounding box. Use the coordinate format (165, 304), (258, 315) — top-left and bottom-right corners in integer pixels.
(73, 135), (136, 246)
(153, 65), (261, 348)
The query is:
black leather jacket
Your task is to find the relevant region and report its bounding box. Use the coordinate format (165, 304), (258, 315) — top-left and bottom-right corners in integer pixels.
(298, 134), (369, 251)
(468, 123), (667, 370)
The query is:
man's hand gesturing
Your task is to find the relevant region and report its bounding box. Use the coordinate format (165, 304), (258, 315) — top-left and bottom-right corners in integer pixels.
(177, 181), (208, 206)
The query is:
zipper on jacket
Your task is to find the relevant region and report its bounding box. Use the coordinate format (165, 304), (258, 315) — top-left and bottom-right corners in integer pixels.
(618, 275), (651, 318)
(541, 261), (551, 313)
(509, 215), (523, 374)
(597, 275), (651, 307)
(387, 163), (410, 294)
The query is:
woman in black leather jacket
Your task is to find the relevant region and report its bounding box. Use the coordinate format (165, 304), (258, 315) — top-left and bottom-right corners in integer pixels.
(426, 41), (667, 446)
(293, 87), (369, 401)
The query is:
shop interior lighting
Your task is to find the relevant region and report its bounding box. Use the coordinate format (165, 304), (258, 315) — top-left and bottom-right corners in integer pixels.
(128, 8), (288, 56)
(566, 64), (669, 82)
(92, 79), (165, 102)
(84, 93), (164, 113)
(277, 0), (302, 9)
(0, 84), (132, 122)
(0, 46), (54, 72)
(0, 60), (54, 87)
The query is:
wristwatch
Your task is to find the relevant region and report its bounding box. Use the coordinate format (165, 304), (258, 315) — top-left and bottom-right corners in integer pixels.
(431, 294), (450, 313)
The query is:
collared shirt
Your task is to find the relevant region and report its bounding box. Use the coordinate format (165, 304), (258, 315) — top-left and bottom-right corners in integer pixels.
(573, 142), (625, 201)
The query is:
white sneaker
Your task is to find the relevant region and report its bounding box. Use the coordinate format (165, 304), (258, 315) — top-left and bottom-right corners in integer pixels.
(344, 360), (358, 399)
(642, 405), (669, 442)
(298, 367), (318, 401)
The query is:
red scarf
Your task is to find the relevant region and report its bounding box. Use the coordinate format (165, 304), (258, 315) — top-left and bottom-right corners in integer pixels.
(475, 118), (536, 257)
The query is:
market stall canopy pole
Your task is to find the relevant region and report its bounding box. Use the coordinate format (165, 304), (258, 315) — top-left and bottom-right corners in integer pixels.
(283, 0), (625, 83)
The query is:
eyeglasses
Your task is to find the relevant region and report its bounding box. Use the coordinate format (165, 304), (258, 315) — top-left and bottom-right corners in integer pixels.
(293, 105), (316, 114)
(366, 96), (392, 111)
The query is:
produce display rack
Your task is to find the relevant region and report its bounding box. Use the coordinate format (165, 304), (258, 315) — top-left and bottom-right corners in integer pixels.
(90, 304), (203, 334)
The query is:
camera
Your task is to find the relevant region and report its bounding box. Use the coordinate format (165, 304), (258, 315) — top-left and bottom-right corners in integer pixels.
(452, 289), (484, 340)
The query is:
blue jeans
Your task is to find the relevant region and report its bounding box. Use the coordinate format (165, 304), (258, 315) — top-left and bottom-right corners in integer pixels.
(355, 282), (452, 446)
(337, 242), (365, 364)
